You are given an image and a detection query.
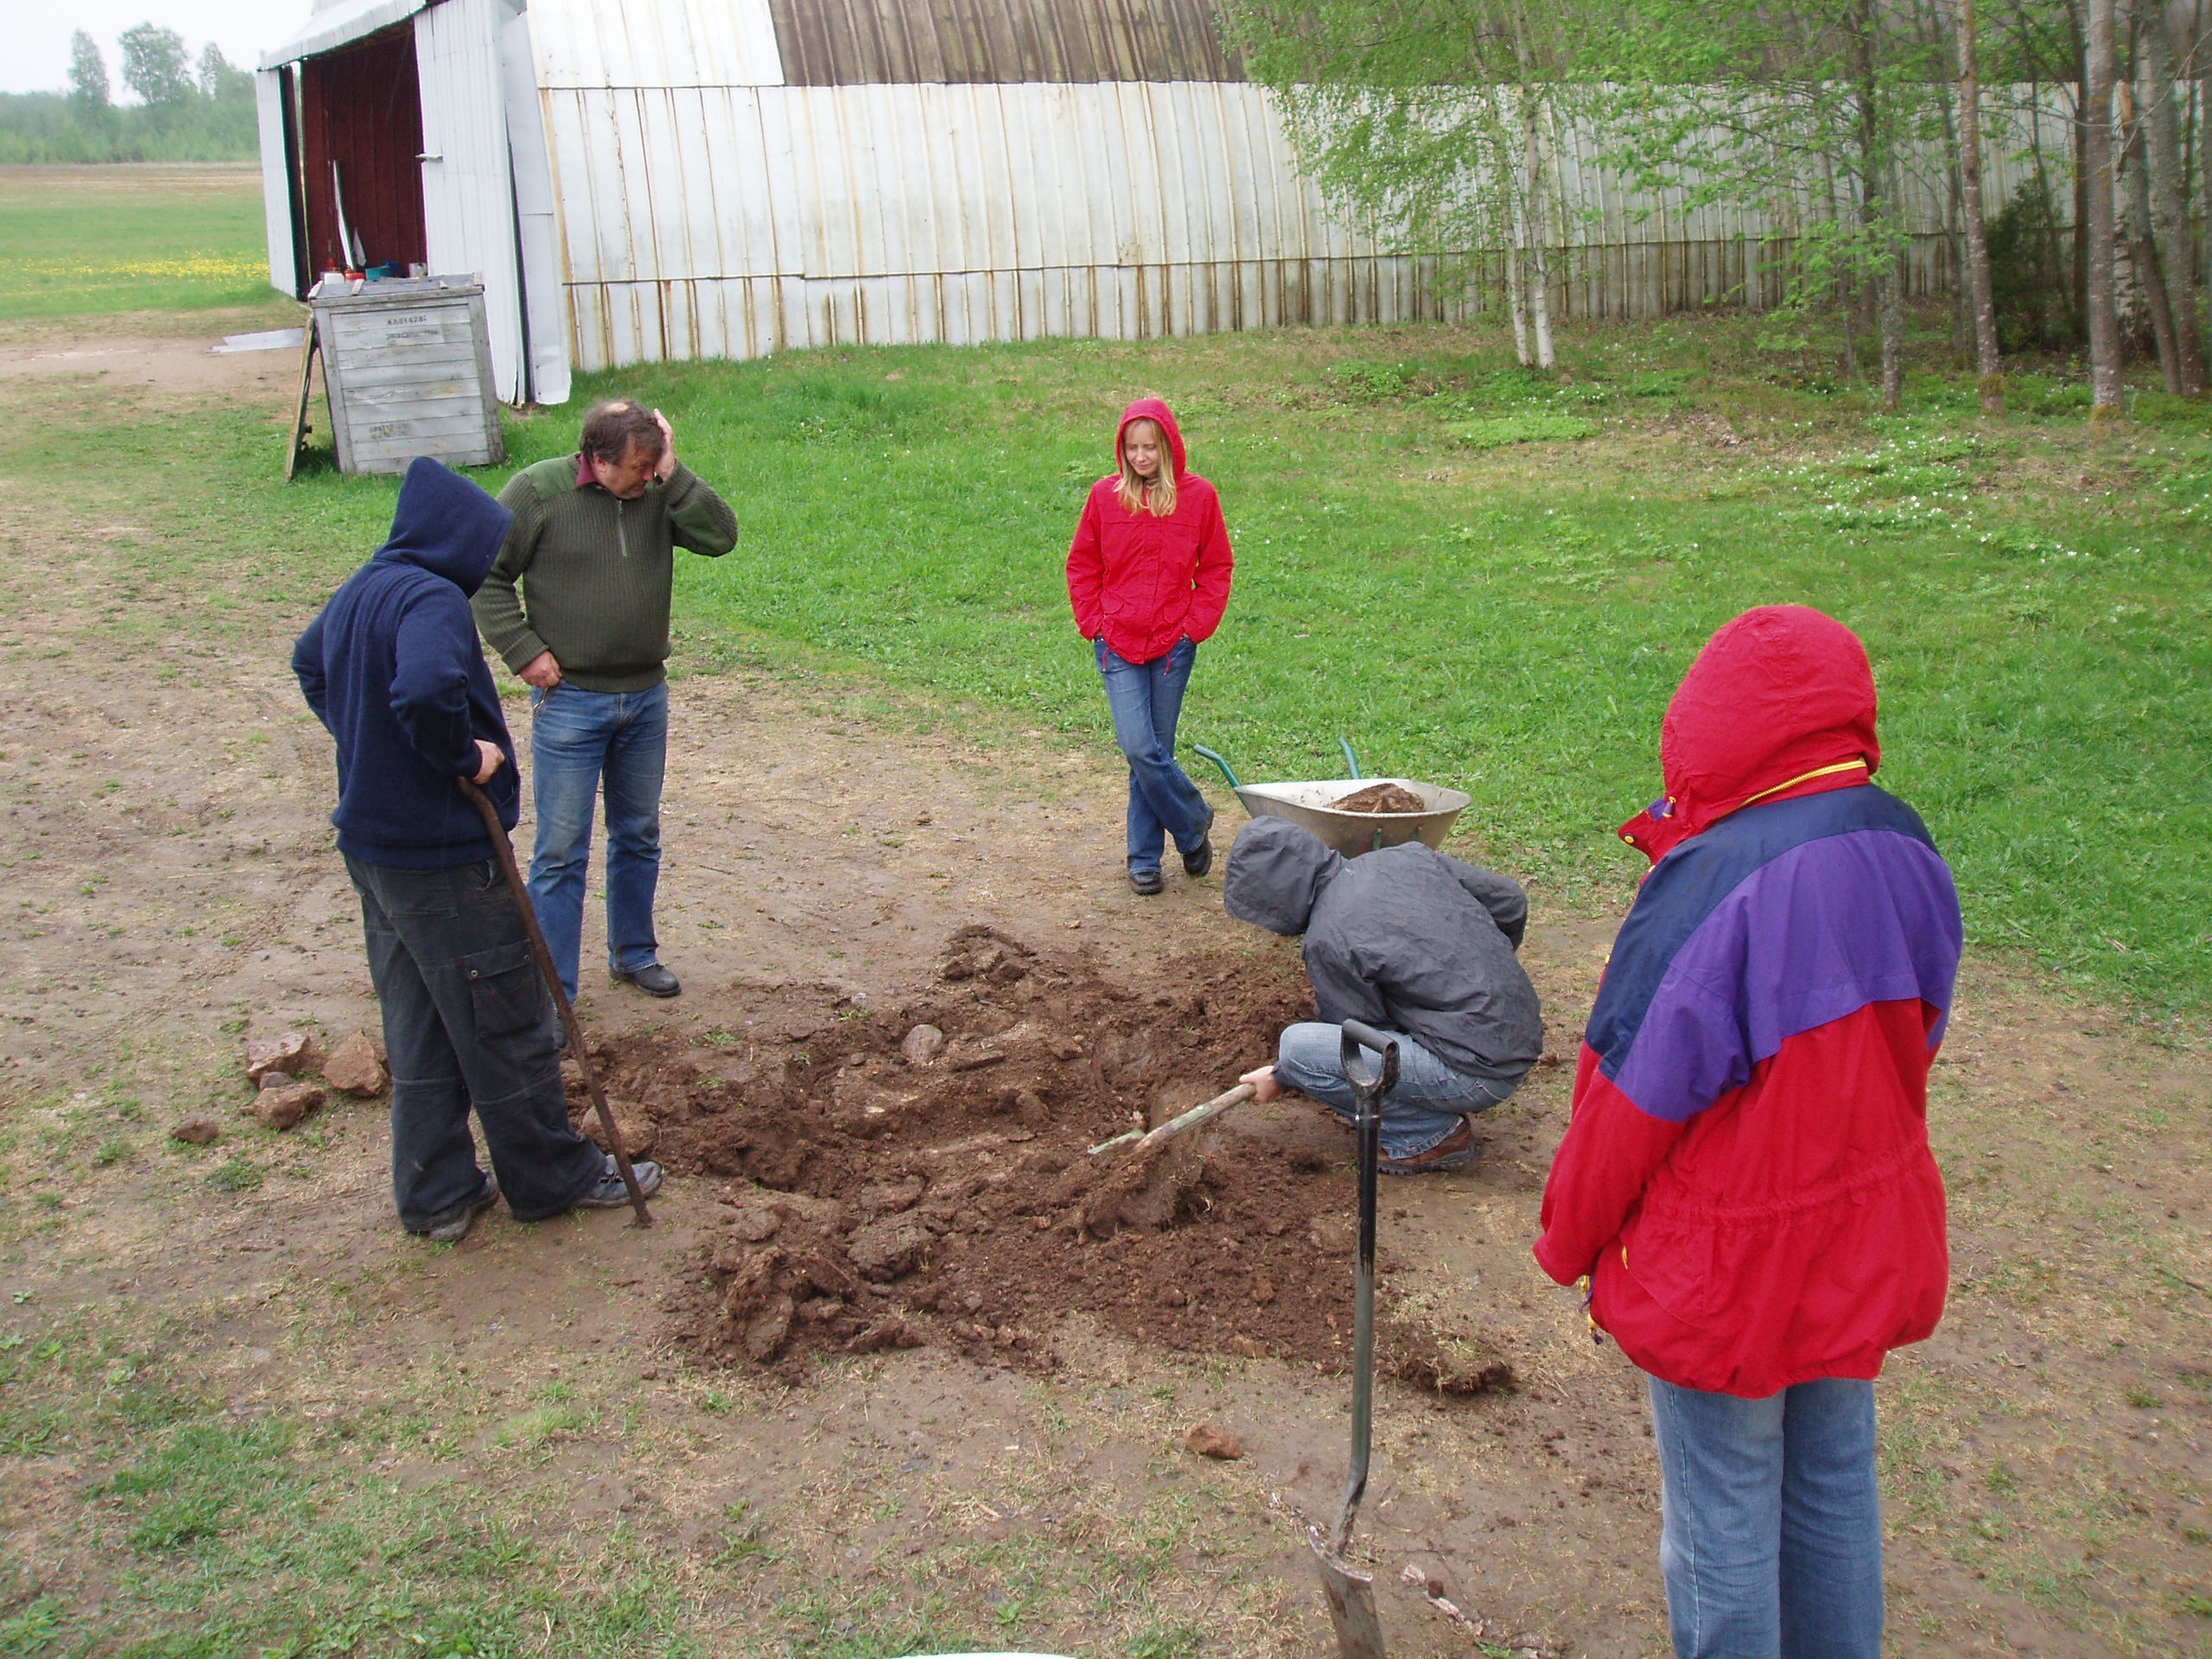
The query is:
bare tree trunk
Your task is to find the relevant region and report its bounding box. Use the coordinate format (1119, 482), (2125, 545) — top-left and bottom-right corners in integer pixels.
(2088, 0), (2126, 419)
(1522, 88), (1556, 370)
(1856, 16), (1906, 411)
(2139, 0), (2207, 390)
(2120, 79), (2186, 387)
(1957, 0), (2007, 410)
(1505, 239), (1532, 366)
(1937, 85), (1972, 356)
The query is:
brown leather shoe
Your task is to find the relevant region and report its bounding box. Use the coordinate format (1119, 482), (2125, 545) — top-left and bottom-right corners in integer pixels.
(1378, 1118), (1477, 1176)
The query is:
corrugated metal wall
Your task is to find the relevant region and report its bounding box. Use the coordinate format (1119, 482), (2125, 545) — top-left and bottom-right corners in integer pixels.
(766, 0), (1238, 85)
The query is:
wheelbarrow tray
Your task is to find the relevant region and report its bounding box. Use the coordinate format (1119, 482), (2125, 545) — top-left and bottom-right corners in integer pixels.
(1232, 777), (1470, 859)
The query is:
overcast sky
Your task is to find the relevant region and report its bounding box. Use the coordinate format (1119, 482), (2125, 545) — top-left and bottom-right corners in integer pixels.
(11, 0), (314, 98)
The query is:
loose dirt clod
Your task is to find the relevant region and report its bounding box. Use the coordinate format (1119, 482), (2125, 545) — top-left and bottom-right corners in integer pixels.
(1329, 782), (1427, 815)
(1185, 1421), (1246, 1459)
(609, 925), (1521, 1391)
(169, 1118), (221, 1145)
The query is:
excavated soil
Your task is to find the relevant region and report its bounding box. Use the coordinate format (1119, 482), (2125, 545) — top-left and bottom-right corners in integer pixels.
(1330, 783), (1429, 815)
(570, 925), (1514, 1391)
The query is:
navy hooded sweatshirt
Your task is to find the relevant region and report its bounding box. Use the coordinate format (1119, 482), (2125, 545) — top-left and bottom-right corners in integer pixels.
(293, 458), (521, 868)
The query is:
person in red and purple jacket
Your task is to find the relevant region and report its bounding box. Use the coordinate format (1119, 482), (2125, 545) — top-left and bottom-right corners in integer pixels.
(1065, 398), (1234, 895)
(1534, 605), (1962, 1659)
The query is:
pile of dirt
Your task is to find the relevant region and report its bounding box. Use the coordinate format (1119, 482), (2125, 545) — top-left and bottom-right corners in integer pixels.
(1329, 782), (1428, 815)
(578, 926), (1514, 1392)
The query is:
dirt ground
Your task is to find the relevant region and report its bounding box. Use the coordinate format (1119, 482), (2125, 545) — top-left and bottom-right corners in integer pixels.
(0, 318), (2207, 1657)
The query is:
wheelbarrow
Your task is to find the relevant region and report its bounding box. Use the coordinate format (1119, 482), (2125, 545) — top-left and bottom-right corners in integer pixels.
(1192, 738), (1470, 858)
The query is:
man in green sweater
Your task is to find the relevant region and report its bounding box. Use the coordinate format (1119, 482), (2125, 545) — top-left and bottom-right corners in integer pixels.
(473, 400), (739, 1000)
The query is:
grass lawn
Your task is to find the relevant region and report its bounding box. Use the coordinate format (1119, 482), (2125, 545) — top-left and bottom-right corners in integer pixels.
(0, 165), (281, 320)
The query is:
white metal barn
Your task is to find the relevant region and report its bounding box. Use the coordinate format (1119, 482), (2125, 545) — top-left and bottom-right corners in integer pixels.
(257, 0), (1451, 407)
(257, 0), (2029, 406)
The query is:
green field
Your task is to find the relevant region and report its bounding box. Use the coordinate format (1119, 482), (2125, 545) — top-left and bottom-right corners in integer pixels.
(10, 165), (2211, 1019)
(0, 165), (283, 319)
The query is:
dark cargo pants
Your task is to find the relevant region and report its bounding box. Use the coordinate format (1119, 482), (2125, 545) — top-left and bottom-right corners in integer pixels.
(345, 855), (604, 1230)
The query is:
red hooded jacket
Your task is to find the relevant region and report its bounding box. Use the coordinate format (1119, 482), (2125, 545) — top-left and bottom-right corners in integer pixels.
(1534, 607), (1963, 1397)
(1065, 399), (1234, 664)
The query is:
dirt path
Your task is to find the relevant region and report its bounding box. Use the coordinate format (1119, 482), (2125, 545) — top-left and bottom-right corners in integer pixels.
(0, 325), (2205, 1657)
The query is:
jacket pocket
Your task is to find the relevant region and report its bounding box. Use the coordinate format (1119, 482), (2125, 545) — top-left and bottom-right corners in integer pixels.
(457, 938), (544, 1036)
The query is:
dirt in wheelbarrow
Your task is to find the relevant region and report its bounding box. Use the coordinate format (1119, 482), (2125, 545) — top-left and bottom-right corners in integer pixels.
(1330, 782), (1429, 815)
(577, 925), (1516, 1392)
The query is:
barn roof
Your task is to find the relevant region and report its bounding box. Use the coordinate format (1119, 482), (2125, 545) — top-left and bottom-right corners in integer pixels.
(766, 0), (1241, 85)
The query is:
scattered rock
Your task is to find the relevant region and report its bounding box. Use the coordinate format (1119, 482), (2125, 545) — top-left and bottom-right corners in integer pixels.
(320, 1029), (388, 1097)
(899, 1024), (944, 1066)
(243, 1031), (318, 1084)
(1184, 1421), (1245, 1460)
(245, 1081), (323, 1131)
(169, 1118), (221, 1146)
(1013, 1090), (1052, 1128)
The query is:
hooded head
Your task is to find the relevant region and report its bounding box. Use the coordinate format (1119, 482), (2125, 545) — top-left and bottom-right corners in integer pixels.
(374, 456), (513, 597)
(1621, 604), (1881, 863)
(1224, 816), (1341, 936)
(1116, 397), (1187, 480)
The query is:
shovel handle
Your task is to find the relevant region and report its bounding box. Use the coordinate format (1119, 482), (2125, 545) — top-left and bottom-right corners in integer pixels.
(459, 777), (652, 1227)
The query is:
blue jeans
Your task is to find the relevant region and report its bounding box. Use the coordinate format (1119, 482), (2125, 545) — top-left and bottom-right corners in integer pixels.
(528, 680), (668, 999)
(345, 855), (605, 1228)
(1094, 635), (1211, 874)
(1273, 1022), (1517, 1160)
(1646, 1375), (1885, 1659)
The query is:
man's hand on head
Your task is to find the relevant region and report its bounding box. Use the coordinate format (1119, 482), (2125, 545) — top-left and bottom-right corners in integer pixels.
(518, 652), (563, 690)
(472, 740), (505, 785)
(652, 409), (677, 481)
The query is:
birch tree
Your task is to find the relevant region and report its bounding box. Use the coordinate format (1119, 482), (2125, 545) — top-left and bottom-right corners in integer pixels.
(2086, 0), (2125, 419)
(1954, 0), (2007, 410)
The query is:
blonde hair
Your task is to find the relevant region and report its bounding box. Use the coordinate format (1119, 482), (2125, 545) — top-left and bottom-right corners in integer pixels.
(1116, 418), (1178, 518)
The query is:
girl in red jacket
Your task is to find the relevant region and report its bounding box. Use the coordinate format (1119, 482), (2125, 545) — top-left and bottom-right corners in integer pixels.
(1535, 606), (1962, 1659)
(1065, 399), (1235, 893)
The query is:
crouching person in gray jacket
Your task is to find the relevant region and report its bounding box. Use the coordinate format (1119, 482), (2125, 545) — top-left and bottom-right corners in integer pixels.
(1224, 817), (1542, 1174)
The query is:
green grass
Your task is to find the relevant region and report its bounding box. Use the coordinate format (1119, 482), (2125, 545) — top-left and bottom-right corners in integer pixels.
(0, 165), (279, 318)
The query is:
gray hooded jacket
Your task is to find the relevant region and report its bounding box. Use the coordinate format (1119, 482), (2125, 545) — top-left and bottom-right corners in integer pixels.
(1224, 817), (1542, 1081)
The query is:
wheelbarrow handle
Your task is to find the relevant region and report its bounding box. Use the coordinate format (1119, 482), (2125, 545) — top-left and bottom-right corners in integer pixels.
(1190, 743), (1244, 797)
(1338, 737), (1362, 780)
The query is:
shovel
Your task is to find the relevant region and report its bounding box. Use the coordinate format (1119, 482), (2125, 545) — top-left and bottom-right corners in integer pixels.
(459, 776), (653, 1226)
(1310, 1018), (1397, 1659)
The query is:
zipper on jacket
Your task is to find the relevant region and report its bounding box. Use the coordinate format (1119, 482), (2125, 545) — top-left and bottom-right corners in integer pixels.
(616, 499), (628, 559)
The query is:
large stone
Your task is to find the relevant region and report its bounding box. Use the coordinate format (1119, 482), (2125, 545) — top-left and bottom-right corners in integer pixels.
(245, 1081), (323, 1131)
(320, 1030), (388, 1098)
(899, 1024), (944, 1066)
(244, 1031), (319, 1085)
(169, 1118), (221, 1146)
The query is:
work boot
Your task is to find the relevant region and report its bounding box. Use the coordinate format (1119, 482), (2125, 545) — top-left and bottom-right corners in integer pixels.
(421, 1173), (499, 1243)
(573, 1154), (664, 1209)
(1378, 1119), (1477, 1176)
(1128, 868), (1165, 896)
(617, 962), (681, 997)
(1182, 808), (1217, 878)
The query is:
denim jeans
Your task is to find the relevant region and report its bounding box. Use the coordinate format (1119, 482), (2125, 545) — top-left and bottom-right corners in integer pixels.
(1094, 635), (1211, 874)
(1273, 1021), (1518, 1160)
(345, 855), (607, 1230)
(1646, 1374), (1885, 1659)
(528, 680), (669, 997)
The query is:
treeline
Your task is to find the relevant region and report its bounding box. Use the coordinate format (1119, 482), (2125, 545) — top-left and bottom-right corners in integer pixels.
(1226, 0), (2211, 412)
(0, 26), (256, 163)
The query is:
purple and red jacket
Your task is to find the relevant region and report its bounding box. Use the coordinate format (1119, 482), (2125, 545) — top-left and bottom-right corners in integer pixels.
(1534, 606), (1963, 1397)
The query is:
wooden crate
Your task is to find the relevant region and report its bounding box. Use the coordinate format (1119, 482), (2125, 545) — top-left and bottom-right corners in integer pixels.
(310, 276), (505, 475)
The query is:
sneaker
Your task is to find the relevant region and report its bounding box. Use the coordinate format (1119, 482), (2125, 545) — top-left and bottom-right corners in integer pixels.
(422, 1173), (498, 1243)
(617, 962), (682, 997)
(1129, 867), (1166, 896)
(573, 1154), (664, 1209)
(1378, 1119), (1478, 1176)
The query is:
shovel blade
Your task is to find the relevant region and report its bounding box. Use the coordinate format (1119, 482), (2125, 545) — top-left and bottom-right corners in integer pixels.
(1310, 1535), (1388, 1659)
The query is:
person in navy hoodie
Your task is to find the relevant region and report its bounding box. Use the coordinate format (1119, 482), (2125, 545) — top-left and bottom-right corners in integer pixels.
(1535, 605), (1963, 1659)
(293, 458), (662, 1243)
